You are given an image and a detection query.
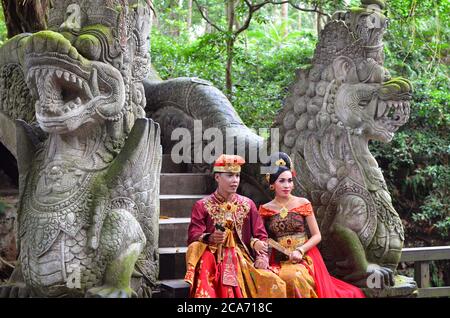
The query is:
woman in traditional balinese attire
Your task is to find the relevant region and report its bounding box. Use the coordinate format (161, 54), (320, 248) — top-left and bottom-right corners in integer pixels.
(258, 152), (365, 298)
(184, 154), (286, 298)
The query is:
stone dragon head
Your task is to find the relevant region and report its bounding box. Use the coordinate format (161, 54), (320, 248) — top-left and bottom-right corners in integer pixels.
(278, 1), (412, 153)
(24, 0), (152, 145)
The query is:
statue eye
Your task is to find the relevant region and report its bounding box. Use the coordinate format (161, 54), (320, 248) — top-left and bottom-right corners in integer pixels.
(74, 34), (101, 61)
(358, 99), (371, 107)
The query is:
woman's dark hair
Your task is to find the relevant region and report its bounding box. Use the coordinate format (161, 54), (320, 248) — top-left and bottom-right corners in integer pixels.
(265, 152), (294, 185)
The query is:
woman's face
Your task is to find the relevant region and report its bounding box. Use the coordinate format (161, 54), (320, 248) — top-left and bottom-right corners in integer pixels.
(274, 170), (293, 199)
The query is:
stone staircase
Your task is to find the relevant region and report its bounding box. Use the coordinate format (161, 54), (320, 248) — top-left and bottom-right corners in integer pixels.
(157, 155), (214, 297)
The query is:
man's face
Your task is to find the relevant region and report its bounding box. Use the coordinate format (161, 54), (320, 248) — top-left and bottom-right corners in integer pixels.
(215, 172), (240, 195)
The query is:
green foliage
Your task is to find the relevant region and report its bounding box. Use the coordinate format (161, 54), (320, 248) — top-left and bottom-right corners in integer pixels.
(151, 29), (226, 86)
(0, 9), (7, 45)
(151, 21), (316, 129)
(151, 1), (449, 243)
(368, 0), (450, 243)
(231, 29), (315, 128)
(408, 164), (449, 238)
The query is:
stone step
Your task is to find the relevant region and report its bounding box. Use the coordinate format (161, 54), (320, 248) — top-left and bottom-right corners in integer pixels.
(160, 173), (213, 195)
(161, 154), (186, 173)
(159, 194), (205, 218)
(159, 279), (190, 298)
(159, 217), (190, 248)
(158, 247), (187, 280)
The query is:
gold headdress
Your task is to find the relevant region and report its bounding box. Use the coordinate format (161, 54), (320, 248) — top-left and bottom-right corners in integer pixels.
(213, 154), (245, 173)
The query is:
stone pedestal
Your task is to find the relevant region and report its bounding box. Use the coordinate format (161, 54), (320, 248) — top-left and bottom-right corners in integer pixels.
(363, 275), (418, 298)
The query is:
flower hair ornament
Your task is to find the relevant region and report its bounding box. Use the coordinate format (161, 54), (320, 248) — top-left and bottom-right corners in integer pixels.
(265, 153), (297, 188)
(265, 158), (288, 184)
(275, 159), (287, 167)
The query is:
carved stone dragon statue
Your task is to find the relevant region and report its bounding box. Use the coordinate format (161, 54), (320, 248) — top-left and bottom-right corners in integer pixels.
(0, 0), (162, 297)
(0, 0), (417, 297)
(272, 0), (415, 292)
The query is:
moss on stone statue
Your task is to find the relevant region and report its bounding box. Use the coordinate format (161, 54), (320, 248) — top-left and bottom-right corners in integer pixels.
(105, 246), (141, 291)
(332, 223), (369, 271)
(33, 30), (68, 43)
(80, 24), (115, 46)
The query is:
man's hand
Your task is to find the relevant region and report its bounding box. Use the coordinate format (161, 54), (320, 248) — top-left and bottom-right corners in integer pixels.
(208, 229), (226, 244)
(254, 240), (268, 256)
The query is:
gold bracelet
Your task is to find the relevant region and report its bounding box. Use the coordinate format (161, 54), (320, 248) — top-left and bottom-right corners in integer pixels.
(250, 238), (260, 250)
(296, 246), (305, 257)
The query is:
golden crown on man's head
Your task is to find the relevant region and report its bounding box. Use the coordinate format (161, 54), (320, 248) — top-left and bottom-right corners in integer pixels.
(213, 154), (245, 173)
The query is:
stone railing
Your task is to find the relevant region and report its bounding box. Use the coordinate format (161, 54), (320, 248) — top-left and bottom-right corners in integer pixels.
(400, 246), (450, 298)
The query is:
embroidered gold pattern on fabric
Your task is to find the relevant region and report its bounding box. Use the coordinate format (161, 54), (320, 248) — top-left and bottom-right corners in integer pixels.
(203, 195), (250, 232)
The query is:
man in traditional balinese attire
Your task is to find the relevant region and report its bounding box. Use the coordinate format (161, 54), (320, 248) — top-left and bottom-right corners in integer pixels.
(184, 154), (287, 298)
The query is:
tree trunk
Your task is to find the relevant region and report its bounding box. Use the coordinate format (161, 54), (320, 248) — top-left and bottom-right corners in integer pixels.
(204, 8), (212, 34)
(167, 0), (179, 36)
(225, 0), (236, 98)
(187, 0), (192, 30)
(1, 0), (49, 38)
(273, 4), (279, 20)
(316, 3), (322, 35)
(297, 10), (302, 30)
(281, 2), (288, 36)
(225, 39), (234, 99)
(151, 9), (159, 31)
(316, 12), (321, 35)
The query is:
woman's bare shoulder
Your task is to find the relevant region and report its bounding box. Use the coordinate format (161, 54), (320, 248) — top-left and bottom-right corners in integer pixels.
(291, 196), (311, 206)
(262, 200), (276, 209)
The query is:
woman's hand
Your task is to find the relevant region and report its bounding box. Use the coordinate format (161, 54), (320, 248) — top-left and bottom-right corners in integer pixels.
(254, 240), (268, 256)
(254, 255), (269, 269)
(289, 250), (304, 263)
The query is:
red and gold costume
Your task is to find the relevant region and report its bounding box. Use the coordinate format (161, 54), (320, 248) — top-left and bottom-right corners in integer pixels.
(185, 191), (287, 298)
(259, 199), (365, 298)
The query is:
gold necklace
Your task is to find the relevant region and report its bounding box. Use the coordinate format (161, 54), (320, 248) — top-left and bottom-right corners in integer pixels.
(274, 195), (292, 219)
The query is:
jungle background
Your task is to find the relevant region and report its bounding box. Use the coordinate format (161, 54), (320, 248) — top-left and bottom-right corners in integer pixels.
(0, 0), (448, 288)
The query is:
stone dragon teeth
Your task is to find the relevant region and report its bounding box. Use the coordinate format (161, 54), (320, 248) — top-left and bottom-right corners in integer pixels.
(26, 62), (102, 125)
(29, 67), (88, 117)
(376, 99), (411, 131)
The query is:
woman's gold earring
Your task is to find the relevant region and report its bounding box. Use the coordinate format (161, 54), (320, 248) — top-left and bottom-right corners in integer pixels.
(269, 185), (275, 191)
